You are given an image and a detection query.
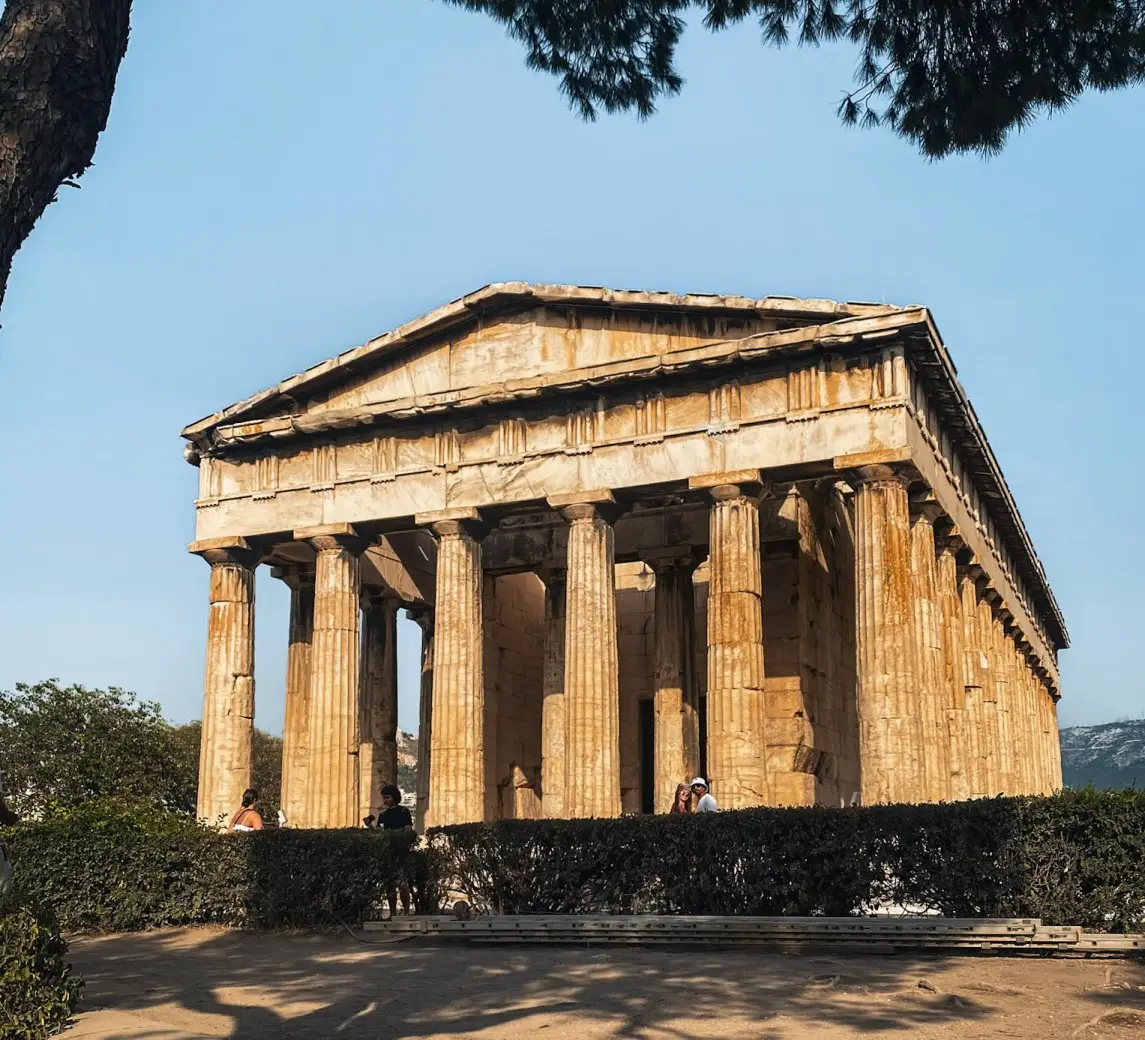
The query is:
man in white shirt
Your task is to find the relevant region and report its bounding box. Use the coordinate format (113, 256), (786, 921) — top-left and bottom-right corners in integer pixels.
(690, 777), (718, 812)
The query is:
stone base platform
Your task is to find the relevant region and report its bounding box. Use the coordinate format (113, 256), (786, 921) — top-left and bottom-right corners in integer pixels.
(362, 915), (1145, 955)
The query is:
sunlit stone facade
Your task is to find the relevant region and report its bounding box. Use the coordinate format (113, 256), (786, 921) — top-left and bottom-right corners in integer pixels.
(183, 283), (1066, 827)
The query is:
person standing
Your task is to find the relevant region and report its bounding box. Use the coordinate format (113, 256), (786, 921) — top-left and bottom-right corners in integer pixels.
(378, 784), (413, 916)
(669, 783), (693, 814)
(229, 788), (264, 832)
(690, 777), (718, 813)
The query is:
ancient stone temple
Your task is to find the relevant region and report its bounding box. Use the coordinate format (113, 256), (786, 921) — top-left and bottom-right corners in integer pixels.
(182, 283), (1067, 828)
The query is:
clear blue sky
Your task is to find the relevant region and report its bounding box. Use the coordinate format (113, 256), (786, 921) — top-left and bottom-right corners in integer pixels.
(1, 3), (1140, 733)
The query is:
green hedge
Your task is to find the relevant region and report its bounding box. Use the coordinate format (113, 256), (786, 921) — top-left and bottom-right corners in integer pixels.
(0, 894), (82, 1039)
(429, 789), (1145, 931)
(6, 792), (1143, 937)
(2, 802), (428, 934)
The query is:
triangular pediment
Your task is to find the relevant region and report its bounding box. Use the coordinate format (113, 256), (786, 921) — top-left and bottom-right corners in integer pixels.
(182, 282), (899, 447)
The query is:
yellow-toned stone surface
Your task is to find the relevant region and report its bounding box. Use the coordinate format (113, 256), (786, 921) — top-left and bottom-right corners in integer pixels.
(184, 284), (1068, 827)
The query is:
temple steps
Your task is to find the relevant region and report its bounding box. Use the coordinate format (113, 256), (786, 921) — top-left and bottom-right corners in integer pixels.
(361, 915), (1145, 954)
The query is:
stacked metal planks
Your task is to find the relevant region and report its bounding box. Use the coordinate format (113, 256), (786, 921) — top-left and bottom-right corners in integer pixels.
(361, 915), (1144, 954)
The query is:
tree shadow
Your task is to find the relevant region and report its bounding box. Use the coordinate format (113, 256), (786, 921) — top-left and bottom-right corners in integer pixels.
(63, 927), (1145, 1039)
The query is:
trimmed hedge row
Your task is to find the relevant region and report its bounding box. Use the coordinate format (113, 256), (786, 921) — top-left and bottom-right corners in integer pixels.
(2, 802), (427, 933)
(430, 789), (1145, 931)
(5, 791), (1143, 936)
(0, 894), (82, 1040)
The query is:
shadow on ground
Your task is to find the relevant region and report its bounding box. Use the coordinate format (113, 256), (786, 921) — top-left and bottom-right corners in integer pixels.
(65, 927), (1145, 1039)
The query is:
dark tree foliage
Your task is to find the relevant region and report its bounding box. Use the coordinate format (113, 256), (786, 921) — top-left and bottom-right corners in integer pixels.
(169, 721), (284, 823)
(1, 0), (1143, 315)
(452, 1), (1145, 157)
(0, 680), (192, 817)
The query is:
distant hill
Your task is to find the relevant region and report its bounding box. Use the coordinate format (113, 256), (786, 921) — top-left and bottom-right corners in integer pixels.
(397, 730), (418, 801)
(1060, 719), (1145, 790)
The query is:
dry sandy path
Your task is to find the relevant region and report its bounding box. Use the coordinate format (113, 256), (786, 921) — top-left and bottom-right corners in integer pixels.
(63, 927), (1145, 1039)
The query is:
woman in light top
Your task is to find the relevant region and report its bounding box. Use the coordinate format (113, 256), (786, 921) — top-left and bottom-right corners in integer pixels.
(669, 783), (692, 814)
(229, 788), (264, 832)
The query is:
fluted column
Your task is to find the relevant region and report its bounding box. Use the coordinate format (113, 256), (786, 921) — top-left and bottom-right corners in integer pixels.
(974, 585), (1004, 796)
(408, 607), (435, 832)
(649, 554), (700, 814)
(936, 537), (976, 800)
(1048, 686), (1063, 791)
(300, 524), (368, 828)
(191, 538), (258, 828)
(987, 608), (1015, 795)
(696, 474), (767, 809)
(424, 514), (486, 827)
(1007, 633), (1033, 794)
(909, 499), (947, 802)
(958, 569), (992, 796)
(852, 465), (923, 805)
(359, 590), (400, 819)
(273, 564), (314, 827)
(540, 569), (567, 818)
(558, 497), (621, 818)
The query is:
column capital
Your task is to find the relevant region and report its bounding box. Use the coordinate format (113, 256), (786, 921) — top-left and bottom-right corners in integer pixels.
(549, 489), (620, 525)
(406, 603), (434, 634)
(294, 523), (371, 555)
(640, 547), (702, 574)
(935, 524), (965, 556)
(189, 536), (259, 569)
(688, 469), (768, 501)
(415, 507), (489, 541)
(535, 562), (567, 588)
(270, 563), (315, 590)
(909, 489), (945, 527)
(361, 586), (402, 611)
(848, 463), (911, 491)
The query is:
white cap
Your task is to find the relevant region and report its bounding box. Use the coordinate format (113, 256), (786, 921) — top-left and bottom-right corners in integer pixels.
(689, 777), (708, 788)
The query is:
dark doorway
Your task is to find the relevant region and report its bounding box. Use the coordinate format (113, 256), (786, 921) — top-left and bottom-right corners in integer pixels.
(638, 698), (655, 814)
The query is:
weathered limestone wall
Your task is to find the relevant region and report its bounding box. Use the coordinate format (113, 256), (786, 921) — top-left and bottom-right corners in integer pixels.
(615, 563), (656, 813)
(483, 572), (545, 820)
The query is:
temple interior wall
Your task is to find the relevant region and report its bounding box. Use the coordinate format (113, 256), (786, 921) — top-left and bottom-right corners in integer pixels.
(616, 563), (656, 814)
(482, 572), (545, 820)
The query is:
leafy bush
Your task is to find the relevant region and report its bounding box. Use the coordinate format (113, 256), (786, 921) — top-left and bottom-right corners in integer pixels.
(0, 894), (82, 1039)
(2, 801), (427, 933)
(430, 789), (1145, 931)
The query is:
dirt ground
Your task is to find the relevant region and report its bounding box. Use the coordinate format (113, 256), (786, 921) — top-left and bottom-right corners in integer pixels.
(63, 927), (1145, 1039)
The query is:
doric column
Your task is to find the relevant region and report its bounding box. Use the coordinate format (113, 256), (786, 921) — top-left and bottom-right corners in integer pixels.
(1048, 686), (1063, 791)
(408, 606), (434, 833)
(909, 497), (948, 803)
(359, 590), (400, 820)
(987, 607), (1015, 795)
(972, 587), (1003, 796)
(539, 568), (567, 818)
(851, 465), (923, 804)
(273, 564), (314, 828)
(298, 524), (369, 829)
(1007, 632), (1033, 794)
(191, 538), (258, 828)
(422, 512), (486, 827)
(553, 493), (621, 819)
(936, 536), (976, 801)
(691, 471), (767, 810)
(648, 553), (701, 815)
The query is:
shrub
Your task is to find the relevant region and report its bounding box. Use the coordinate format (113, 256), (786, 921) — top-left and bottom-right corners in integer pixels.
(0, 894), (82, 1039)
(429, 790), (1145, 931)
(2, 801), (427, 933)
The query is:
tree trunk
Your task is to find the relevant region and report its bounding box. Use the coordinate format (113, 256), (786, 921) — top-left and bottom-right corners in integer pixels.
(0, 0), (132, 314)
